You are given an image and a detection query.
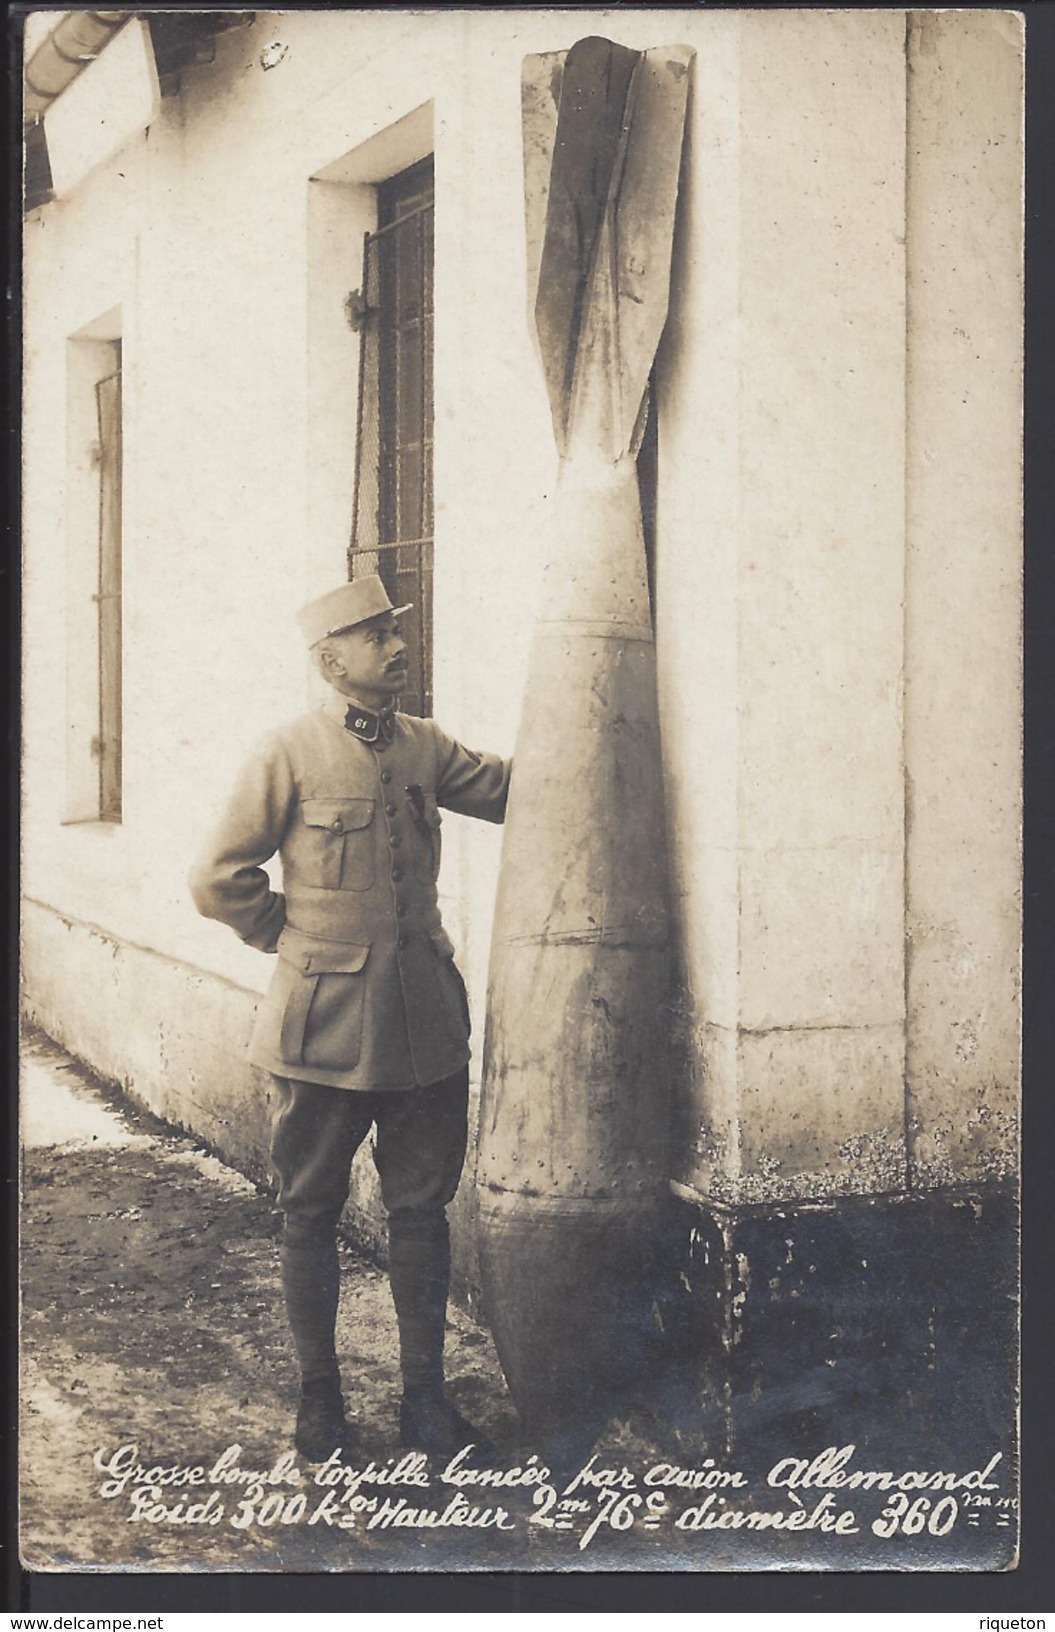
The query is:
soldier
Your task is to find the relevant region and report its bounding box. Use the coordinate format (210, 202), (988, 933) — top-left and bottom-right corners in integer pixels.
(189, 576), (509, 1463)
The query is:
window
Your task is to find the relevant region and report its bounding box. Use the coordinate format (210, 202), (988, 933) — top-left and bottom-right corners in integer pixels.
(64, 321), (123, 824)
(95, 360), (123, 820)
(349, 157), (434, 717)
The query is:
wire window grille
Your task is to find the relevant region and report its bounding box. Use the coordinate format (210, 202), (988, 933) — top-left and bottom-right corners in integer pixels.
(350, 158), (434, 718)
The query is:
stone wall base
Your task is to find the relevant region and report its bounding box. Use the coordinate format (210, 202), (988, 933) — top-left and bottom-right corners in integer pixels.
(641, 1183), (1017, 1565)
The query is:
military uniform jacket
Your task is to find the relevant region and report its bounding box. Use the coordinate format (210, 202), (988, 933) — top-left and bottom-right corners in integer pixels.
(189, 688), (510, 1090)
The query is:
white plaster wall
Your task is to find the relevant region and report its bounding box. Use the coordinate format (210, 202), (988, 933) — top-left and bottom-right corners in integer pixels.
(655, 16), (743, 1196)
(659, 10), (911, 1201)
(656, 9), (1020, 1203)
(22, 10), (1022, 1210)
(903, 11), (1023, 1187)
(734, 10), (909, 1200)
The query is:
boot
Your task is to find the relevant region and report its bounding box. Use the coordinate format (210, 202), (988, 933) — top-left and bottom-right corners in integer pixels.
(399, 1383), (495, 1459)
(294, 1371), (361, 1463)
(388, 1210), (494, 1460)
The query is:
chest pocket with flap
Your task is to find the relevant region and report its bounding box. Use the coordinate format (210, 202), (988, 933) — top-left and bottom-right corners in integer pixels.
(300, 797), (375, 891)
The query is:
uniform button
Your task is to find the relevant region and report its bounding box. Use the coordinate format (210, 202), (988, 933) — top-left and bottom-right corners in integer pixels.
(385, 803), (397, 817)
(380, 770), (392, 784)
(396, 904), (407, 918)
(331, 818), (343, 831)
(391, 867), (404, 882)
(398, 935), (410, 950)
(389, 834), (401, 848)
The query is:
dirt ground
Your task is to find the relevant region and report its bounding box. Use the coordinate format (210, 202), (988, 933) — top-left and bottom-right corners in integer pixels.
(19, 1029), (674, 1576)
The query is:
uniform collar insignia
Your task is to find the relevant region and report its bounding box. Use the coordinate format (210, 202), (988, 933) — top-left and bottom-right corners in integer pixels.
(343, 701), (397, 745)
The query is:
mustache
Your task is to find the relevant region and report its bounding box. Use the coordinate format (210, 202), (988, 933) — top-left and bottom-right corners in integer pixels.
(385, 657), (409, 674)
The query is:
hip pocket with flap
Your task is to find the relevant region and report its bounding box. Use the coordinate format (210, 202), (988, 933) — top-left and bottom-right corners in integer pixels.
(300, 797), (375, 891)
(276, 928), (371, 1071)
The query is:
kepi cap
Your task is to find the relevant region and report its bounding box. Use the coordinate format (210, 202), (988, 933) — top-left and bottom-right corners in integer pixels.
(296, 575), (412, 647)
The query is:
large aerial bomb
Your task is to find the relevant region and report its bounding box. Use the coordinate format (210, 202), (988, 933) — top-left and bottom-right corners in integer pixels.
(477, 36), (692, 1465)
